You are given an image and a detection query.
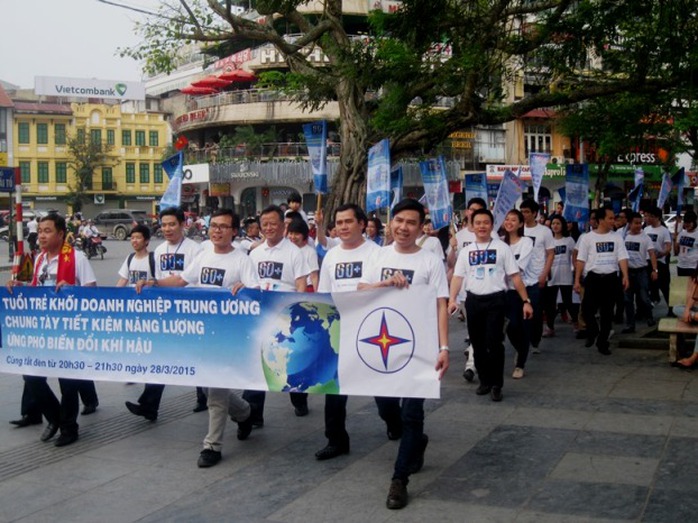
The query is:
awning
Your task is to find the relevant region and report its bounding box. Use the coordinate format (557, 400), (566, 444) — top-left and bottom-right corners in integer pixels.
(191, 76), (232, 88)
(218, 70), (257, 83)
(180, 86), (219, 95)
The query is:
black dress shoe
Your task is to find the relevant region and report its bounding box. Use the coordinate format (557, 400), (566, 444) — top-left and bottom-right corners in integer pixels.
(386, 421), (402, 440)
(463, 369), (475, 382)
(81, 404), (98, 416)
(40, 423), (59, 442)
(54, 432), (79, 447)
(10, 415), (42, 427)
(294, 405), (309, 417)
(475, 384), (492, 395)
(584, 336), (596, 348)
(125, 401), (157, 421)
(490, 387), (503, 402)
(192, 403), (208, 413)
(315, 444), (350, 460)
(237, 416), (253, 441)
(597, 346), (612, 355)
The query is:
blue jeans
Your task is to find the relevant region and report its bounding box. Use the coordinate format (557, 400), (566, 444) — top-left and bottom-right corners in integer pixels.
(384, 397), (424, 484)
(625, 267), (653, 328)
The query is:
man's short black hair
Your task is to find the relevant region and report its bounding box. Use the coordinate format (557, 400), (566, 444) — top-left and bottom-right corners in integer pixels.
(160, 206), (185, 223)
(647, 206), (663, 219)
(334, 203), (368, 227)
(593, 207), (613, 222)
(40, 213), (67, 235)
(471, 208), (494, 224)
(287, 192), (302, 204)
(284, 210), (303, 223)
(467, 197), (487, 209)
(244, 216), (259, 227)
(131, 224), (151, 241)
(684, 210), (698, 224)
(520, 199), (540, 214)
(392, 199), (426, 224)
(260, 205), (284, 222)
(212, 208), (240, 230)
(627, 211), (642, 223)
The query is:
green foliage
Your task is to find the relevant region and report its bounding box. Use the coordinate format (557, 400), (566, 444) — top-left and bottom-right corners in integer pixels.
(65, 131), (116, 210)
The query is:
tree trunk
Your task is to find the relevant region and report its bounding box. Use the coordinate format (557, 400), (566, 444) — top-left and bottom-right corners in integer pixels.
(324, 79), (370, 221)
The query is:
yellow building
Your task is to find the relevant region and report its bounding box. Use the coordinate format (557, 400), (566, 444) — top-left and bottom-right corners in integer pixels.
(12, 100), (170, 215)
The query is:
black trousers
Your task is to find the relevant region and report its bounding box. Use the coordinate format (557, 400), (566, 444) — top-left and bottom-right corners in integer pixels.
(649, 262), (671, 306)
(24, 375), (59, 424)
(582, 272), (617, 350)
(138, 384), (165, 414)
(324, 394), (349, 447)
(465, 291), (507, 388)
(544, 285), (579, 329)
(242, 390), (308, 422)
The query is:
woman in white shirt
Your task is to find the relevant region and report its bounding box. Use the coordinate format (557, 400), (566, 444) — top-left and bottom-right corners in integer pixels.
(502, 210), (535, 379)
(544, 215), (578, 337)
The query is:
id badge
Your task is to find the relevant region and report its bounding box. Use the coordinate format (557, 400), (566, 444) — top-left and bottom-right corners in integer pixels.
(475, 266), (485, 280)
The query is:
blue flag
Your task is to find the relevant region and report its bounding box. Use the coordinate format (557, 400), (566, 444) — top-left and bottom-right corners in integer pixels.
(366, 139), (391, 213)
(628, 168), (644, 212)
(672, 167), (685, 215)
(492, 169), (525, 231)
(562, 163), (590, 225)
(419, 157), (453, 230)
(464, 173), (488, 204)
(389, 166), (403, 209)
(302, 121), (328, 194)
(160, 151), (184, 211)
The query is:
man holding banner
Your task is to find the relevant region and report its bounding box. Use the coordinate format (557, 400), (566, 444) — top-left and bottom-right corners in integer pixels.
(125, 207), (203, 422)
(314, 203), (380, 461)
(358, 199), (449, 510)
(136, 209), (259, 468)
(10, 213), (97, 447)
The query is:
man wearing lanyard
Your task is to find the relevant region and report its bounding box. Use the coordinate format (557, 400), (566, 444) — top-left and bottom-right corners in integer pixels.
(574, 208), (630, 355)
(9, 213), (97, 447)
(449, 209), (533, 402)
(125, 206), (203, 421)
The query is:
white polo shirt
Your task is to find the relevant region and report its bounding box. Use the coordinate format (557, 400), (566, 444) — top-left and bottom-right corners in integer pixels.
(249, 237), (310, 291)
(181, 248), (260, 289)
(454, 237), (519, 296)
(153, 237), (203, 279)
(576, 230), (628, 275)
(318, 240), (380, 293)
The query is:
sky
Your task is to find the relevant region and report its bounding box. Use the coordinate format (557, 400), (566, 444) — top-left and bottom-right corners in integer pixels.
(1, 0), (157, 88)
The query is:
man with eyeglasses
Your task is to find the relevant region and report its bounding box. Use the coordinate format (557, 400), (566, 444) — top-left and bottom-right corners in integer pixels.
(8, 213), (97, 447)
(125, 206), (203, 421)
(136, 209), (259, 468)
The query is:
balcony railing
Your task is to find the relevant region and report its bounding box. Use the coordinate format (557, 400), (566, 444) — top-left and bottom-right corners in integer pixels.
(186, 142), (341, 164)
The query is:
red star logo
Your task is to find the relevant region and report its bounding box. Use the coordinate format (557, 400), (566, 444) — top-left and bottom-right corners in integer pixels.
(360, 312), (410, 370)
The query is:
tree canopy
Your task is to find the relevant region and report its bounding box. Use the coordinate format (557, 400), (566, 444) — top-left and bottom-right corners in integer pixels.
(120, 0), (698, 213)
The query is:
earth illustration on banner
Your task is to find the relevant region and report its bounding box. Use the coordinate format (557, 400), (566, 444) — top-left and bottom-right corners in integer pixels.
(261, 301), (341, 393)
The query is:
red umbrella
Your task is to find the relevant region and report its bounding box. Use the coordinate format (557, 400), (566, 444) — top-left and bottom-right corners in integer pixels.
(191, 75), (232, 88)
(219, 70), (257, 82)
(180, 86), (219, 95)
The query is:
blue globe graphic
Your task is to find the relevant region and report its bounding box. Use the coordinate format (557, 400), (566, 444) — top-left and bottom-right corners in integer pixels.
(261, 301), (341, 394)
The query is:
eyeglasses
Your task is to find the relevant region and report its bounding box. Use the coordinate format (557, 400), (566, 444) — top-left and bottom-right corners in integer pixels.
(209, 223), (233, 231)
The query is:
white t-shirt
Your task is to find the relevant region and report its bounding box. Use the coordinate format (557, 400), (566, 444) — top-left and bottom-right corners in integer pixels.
(454, 227), (497, 253)
(318, 240), (380, 293)
(676, 228), (698, 270)
(417, 235), (444, 261)
(34, 249), (96, 287)
(507, 237), (536, 288)
(299, 243), (319, 286)
(453, 238), (519, 296)
(181, 248), (260, 289)
(624, 232), (654, 269)
(153, 237), (203, 279)
(27, 219), (38, 234)
(117, 253), (155, 286)
(249, 237), (310, 291)
(576, 230), (629, 275)
(549, 237), (576, 286)
(523, 223), (554, 279)
(644, 225), (671, 264)
(360, 243), (449, 298)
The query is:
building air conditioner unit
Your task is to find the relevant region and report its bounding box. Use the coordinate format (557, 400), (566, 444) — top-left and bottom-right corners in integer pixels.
(94, 194), (105, 205)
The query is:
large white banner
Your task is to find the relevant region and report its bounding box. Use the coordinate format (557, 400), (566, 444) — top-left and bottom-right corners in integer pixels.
(0, 286), (441, 399)
(35, 76), (146, 101)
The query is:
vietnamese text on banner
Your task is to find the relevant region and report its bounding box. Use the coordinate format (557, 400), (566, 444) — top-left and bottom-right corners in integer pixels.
(0, 286), (440, 399)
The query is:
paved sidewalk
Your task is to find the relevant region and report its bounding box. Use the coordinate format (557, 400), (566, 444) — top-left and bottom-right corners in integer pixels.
(1, 311), (697, 522)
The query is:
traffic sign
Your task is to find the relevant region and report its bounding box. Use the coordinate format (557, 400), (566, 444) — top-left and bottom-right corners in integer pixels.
(0, 167), (16, 193)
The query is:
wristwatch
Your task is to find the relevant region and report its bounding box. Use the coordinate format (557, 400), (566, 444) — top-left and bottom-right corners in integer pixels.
(439, 345), (450, 352)
(523, 298), (532, 304)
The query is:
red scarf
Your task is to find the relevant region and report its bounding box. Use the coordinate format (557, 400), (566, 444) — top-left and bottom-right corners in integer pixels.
(31, 243), (76, 286)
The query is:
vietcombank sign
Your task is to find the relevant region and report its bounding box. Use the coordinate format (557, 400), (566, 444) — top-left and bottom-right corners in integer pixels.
(35, 76), (145, 101)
